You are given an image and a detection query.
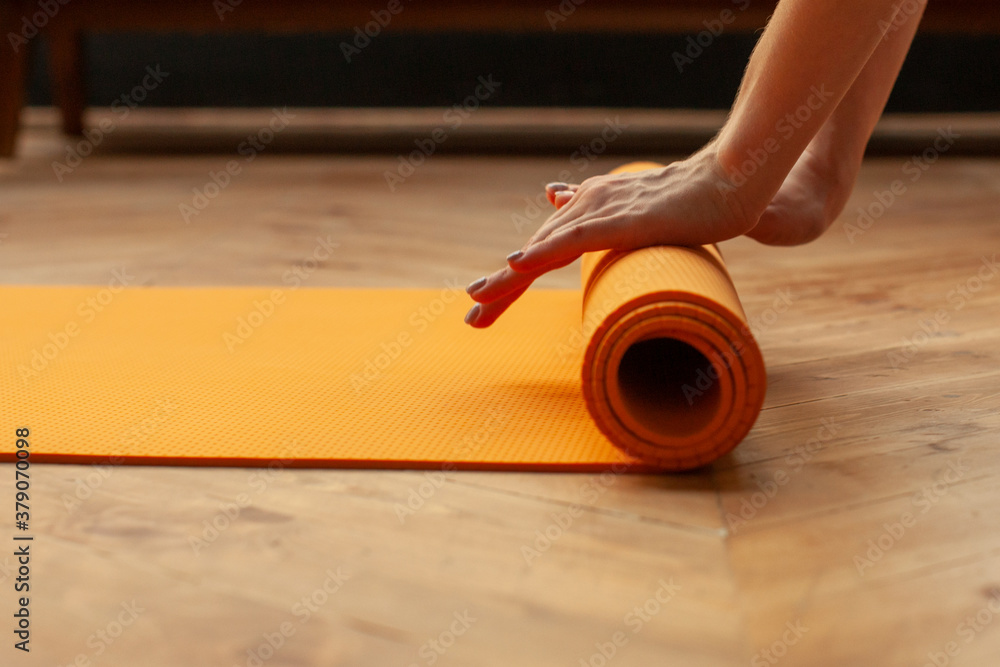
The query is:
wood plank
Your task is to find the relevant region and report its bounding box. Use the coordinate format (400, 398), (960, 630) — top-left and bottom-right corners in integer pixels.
(19, 107), (1000, 156)
(12, 464), (744, 666)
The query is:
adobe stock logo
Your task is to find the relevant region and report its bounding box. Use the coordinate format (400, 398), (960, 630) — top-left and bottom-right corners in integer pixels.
(844, 127), (959, 243)
(853, 457), (968, 576)
(383, 76), (502, 192)
(338, 0), (413, 62)
(545, 0), (587, 31)
(717, 84), (834, 194)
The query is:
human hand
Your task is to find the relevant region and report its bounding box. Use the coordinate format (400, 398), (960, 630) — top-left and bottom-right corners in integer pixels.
(464, 151), (759, 328)
(744, 130), (861, 246)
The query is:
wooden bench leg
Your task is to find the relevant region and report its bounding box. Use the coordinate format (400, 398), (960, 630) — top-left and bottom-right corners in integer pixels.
(48, 27), (85, 136)
(0, 1), (29, 157)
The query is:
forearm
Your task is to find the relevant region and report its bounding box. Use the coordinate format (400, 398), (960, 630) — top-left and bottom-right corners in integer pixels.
(811, 0), (927, 168)
(712, 0), (907, 217)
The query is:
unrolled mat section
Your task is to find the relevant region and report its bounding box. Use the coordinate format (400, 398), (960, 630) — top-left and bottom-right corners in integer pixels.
(0, 287), (645, 470)
(0, 165), (766, 472)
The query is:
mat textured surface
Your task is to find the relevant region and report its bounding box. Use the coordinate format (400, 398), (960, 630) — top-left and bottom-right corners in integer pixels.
(0, 268), (762, 471)
(1, 285), (649, 470)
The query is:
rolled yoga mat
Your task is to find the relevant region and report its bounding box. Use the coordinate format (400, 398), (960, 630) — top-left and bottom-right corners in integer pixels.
(0, 163), (765, 472)
(578, 162), (767, 470)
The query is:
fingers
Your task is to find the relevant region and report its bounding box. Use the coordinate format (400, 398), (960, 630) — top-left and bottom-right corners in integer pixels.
(464, 177), (621, 328)
(466, 264), (535, 305)
(511, 217), (622, 274)
(553, 190), (575, 209)
(467, 253), (577, 305)
(464, 283), (531, 328)
(463, 221), (614, 328)
(521, 185), (592, 251)
(464, 182), (592, 328)
(545, 182), (573, 206)
(546, 182), (580, 210)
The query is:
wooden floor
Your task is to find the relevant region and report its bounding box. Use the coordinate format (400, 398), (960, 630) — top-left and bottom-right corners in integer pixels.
(2, 108), (1000, 667)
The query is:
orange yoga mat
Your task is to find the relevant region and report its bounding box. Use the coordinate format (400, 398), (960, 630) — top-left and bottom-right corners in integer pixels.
(576, 160), (766, 468)
(0, 164), (765, 472)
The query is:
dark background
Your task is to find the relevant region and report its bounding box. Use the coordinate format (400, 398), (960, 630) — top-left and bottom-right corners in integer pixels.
(24, 32), (1000, 111)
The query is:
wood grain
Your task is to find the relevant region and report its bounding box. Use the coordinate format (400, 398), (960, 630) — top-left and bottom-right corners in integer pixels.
(1, 108), (999, 666)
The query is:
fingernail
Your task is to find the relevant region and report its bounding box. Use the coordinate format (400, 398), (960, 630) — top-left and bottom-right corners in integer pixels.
(506, 250), (524, 263)
(466, 276), (487, 294)
(546, 182), (570, 191)
(555, 191), (573, 202)
(464, 304), (481, 325)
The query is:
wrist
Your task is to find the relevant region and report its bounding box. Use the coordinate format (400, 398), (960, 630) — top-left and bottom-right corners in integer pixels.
(695, 140), (767, 234)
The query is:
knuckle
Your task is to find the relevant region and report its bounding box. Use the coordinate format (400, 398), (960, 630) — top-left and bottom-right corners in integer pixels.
(565, 224), (588, 242)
